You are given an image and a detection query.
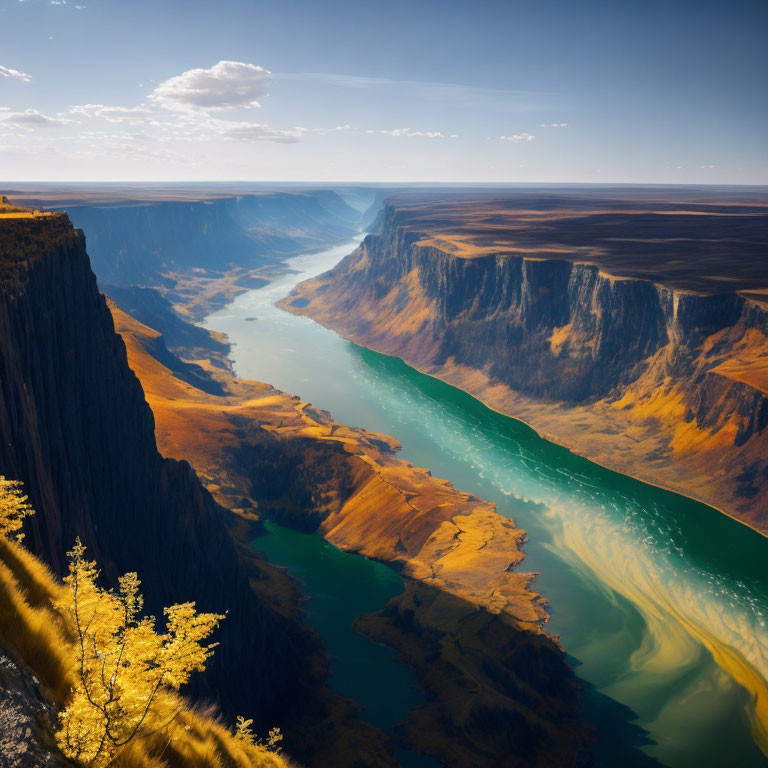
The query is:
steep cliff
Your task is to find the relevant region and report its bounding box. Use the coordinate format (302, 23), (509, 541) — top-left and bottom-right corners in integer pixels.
(283, 193), (768, 532)
(0, 210), (391, 765)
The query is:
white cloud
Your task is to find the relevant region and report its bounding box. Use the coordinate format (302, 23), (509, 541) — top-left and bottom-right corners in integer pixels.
(2, 108), (72, 127)
(149, 60), (271, 111)
(69, 103), (153, 123)
(0, 65), (32, 82)
(500, 133), (535, 142)
(28, 93), (302, 150)
(381, 128), (446, 138)
(539, 122), (568, 128)
(289, 123), (357, 136)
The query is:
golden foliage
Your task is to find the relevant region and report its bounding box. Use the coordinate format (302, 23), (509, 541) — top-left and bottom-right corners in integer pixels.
(53, 538), (225, 767)
(0, 475), (34, 540)
(234, 716), (283, 754)
(234, 716), (257, 745)
(0, 478), (292, 767)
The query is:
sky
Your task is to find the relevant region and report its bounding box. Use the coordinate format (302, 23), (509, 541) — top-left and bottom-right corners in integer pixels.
(0, 0), (766, 183)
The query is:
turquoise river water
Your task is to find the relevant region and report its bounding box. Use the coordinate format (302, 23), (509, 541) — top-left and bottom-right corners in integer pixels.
(205, 237), (768, 767)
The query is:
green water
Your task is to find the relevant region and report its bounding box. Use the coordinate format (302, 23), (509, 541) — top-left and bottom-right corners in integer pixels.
(206, 238), (768, 767)
(253, 522), (441, 768)
(252, 521), (422, 729)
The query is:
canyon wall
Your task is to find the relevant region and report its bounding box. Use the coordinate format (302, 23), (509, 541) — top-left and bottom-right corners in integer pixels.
(284, 201), (768, 531)
(0, 212), (389, 765)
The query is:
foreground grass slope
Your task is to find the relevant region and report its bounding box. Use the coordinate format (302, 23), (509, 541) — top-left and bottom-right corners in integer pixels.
(0, 524), (291, 768)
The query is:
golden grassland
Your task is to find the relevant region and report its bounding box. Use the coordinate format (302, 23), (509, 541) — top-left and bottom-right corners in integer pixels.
(0, 197), (55, 218)
(0, 534), (292, 768)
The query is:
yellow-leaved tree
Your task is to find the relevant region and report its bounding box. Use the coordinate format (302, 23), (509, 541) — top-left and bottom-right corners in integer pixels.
(0, 475), (33, 540)
(54, 538), (225, 767)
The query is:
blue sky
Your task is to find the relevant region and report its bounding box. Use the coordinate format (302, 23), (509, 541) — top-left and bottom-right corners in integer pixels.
(0, 0), (765, 182)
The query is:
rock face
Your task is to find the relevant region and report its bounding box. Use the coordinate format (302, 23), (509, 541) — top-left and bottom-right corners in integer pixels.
(0, 653), (68, 768)
(0, 212), (383, 765)
(283, 194), (768, 532)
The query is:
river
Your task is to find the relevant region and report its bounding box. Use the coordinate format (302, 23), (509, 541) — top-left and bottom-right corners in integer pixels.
(204, 236), (768, 767)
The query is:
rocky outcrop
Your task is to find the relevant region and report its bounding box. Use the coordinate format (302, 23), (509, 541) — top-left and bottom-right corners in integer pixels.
(0, 211), (392, 766)
(0, 653), (68, 768)
(283, 198), (768, 531)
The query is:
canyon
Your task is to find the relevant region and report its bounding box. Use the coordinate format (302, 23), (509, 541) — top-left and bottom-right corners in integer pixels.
(0, 201), (408, 766)
(106, 243), (589, 767)
(283, 189), (768, 533)
(9, 185), (361, 290)
(0, 192), (591, 767)
(3, 185), (767, 766)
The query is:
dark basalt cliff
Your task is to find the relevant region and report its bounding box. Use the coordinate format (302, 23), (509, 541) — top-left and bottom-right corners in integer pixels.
(284, 200), (768, 532)
(0, 213), (386, 765)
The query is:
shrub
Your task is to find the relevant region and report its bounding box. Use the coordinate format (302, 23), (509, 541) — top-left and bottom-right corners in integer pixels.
(53, 539), (224, 767)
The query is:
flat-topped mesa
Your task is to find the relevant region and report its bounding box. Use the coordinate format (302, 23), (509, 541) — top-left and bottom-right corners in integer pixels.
(372, 191), (768, 294)
(282, 191), (768, 532)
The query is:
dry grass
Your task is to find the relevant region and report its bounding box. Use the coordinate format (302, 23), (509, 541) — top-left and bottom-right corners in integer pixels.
(0, 535), (294, 768)
(0, 537), (72, 702)
(113, 703), (292, 768)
